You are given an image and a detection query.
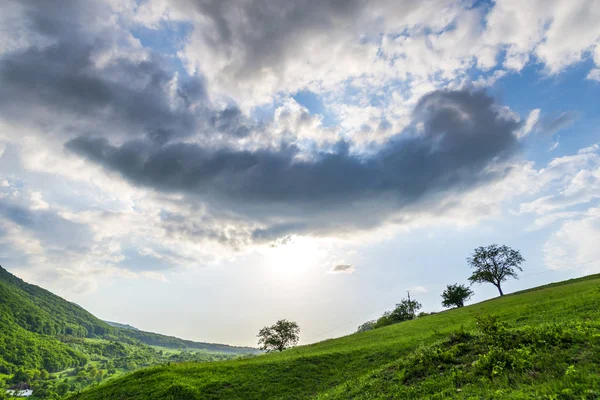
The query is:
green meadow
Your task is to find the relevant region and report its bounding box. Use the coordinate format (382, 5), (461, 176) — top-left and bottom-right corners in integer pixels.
(71, 274), (600, 399)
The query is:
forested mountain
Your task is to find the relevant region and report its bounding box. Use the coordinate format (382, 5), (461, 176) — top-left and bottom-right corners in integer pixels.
(121, 329), (257, 353)
(0, 265), (258, 398)
(0, 267), (112, 338)
(104, 320), (257, 354)
(103, 321), (138, 331)
(0, 266), (112, 373)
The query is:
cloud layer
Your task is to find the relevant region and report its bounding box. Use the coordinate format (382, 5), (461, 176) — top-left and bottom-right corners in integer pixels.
(66, 89), (521, 241)
(0, 0), (598, 293)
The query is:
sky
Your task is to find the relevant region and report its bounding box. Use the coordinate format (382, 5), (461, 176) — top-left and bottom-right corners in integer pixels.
(0, 0), (599, 347)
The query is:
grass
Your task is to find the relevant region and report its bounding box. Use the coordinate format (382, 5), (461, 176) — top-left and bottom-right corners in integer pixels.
(70, 274), (600, 400)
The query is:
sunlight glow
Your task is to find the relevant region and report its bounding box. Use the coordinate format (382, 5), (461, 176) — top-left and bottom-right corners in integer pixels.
(263, 236), (327, 280)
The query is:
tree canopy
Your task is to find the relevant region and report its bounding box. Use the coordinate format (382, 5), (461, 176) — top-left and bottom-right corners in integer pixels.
(374, 294), (422, 329)
(257, 320), (300, 352)
(441, 284), (474, 308)
(467, 244), (524, 296)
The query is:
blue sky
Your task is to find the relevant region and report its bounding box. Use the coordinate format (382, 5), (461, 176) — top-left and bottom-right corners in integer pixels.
(0, 0), (599, 346)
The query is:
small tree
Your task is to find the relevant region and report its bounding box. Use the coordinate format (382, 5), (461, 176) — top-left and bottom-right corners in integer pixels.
(356, 320), (376, 333)
(257, 319), (300, 352)
(441, 283), (474, 308)
(389, 292), (422, 323)
(467, 244), (525, 296)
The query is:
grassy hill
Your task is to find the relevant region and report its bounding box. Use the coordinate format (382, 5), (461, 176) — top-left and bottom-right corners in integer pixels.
(70, 274), (600, 400)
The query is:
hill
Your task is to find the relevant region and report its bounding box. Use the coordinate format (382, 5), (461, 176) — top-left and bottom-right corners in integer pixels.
(0, 265), (258, 398)
(104, 321), (139, 331)
(117, 329), (257, 354)
(70, 274), (600, 399)
(103, 319), (256, 354)
(0, 266), (112, 338)
(0, 266), (113, 374)
(103, 320), (258, 354)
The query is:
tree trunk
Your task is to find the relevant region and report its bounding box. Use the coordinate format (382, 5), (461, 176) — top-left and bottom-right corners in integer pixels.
(495, 284), (504, 296)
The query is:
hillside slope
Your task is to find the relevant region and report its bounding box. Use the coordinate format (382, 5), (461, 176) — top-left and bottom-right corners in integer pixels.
(71, 274), (600, 400)
(0, 264), (257, 395)
(0, 266), (112, 338)
(0, 265), (111, 373)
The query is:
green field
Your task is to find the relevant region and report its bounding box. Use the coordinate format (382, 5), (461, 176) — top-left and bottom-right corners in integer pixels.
(70, 274), (600, 399)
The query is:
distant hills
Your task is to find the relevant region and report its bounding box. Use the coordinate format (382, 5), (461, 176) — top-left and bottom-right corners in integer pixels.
(103, 319), (257, 354)
(104, 321), (139, 331)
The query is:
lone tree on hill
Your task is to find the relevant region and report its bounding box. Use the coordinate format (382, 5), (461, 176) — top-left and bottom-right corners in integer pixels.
(257, 319), (300, 352)
(389, 292), (422, 323)
(467, 244), (525, 296)
(441, 283), (474, 308)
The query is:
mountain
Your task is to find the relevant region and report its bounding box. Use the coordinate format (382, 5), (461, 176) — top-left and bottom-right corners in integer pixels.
(103, 319), (257, 353)
(0, 266), (111, 373)
(0, 265), (258, 399)
(70, 274), (600, 400)
(104, 321), (139, 331)
(0, 266), (112, 338)
(116, 328), (257, 354)
(103, 320), (256, 354)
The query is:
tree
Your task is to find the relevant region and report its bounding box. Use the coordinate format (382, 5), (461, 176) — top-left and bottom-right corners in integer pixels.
(441, 283), (474, 308)
(356, 320), (376, 333)
(375, 292), (422, 328)
(389, 293), (422, 323)
(467, 244), (525, 296)
(257, 320), (300, 352)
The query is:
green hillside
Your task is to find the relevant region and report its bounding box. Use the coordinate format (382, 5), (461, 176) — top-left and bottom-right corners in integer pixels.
(0, 266), (112, 374)
(0, 266), (258, 398)
(71, 274), (600, 400)
(0, 267), (112, 339)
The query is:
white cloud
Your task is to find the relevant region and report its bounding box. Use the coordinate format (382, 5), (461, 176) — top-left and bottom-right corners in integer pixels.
(518, 109), (541, 139)
(544, 207), (600, 274)
(519, 146), (600, 215)
(407, 286), (428, 294)
(588, 69), (600, 82)
(29, 191), (49, 210)
(483, 0), (600, 74)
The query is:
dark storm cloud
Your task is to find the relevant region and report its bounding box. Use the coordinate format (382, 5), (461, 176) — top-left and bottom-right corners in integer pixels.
(67, 89), (521, 239)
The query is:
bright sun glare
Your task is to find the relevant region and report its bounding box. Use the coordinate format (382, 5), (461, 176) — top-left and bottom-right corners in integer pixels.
(265, 237), (325, 280)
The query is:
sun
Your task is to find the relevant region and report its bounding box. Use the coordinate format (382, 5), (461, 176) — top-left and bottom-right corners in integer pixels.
(264, 236), (324, 280)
